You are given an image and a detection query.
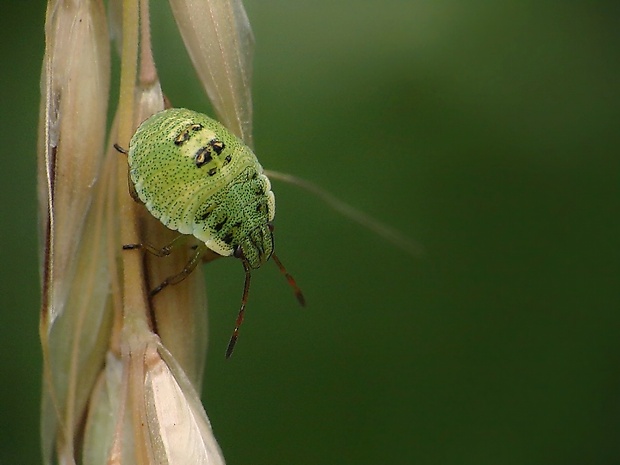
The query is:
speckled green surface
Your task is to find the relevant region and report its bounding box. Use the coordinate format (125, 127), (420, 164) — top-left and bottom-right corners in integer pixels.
(129, 108), (275, 268)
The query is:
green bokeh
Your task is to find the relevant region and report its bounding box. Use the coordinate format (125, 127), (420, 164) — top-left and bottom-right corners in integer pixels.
(2, 1), (619, 464)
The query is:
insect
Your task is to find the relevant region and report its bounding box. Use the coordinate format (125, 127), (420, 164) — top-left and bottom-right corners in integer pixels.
(115, 107), (304, 358)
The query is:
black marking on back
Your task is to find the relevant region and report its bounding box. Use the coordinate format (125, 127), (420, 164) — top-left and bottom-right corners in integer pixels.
(194, 146), (213, 167)
(210, 139), (225, 155)
(214, 217), (227, 232)
(174, 130), (190, 146)
(175, 123), (204, 146)
(197, 203), (216, 222)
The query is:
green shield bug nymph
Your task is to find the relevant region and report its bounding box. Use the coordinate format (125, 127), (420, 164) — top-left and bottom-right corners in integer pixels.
(116, 107), (304, 358)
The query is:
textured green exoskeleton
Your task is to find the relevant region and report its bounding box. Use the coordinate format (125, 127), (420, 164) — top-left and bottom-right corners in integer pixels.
(123, 108), (303, 357)
(128, 107), (275, 269)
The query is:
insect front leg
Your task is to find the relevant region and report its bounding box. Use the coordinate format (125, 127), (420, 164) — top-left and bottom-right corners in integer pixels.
(149, 242), (209, 296)
(122, 233), (190, 257)
(113, 143), (141, 203)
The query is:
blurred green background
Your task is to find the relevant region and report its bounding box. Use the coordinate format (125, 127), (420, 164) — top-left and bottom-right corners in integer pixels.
(1, 1), (619, 464)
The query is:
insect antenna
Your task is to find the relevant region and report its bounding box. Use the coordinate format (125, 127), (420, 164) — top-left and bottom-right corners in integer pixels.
(226, 260), (252, 358)
(272, 253), (306, 307)
(264, 169), (424, 256)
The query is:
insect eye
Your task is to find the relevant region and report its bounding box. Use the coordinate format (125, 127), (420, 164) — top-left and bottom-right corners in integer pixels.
(191, 124), (203, 131)
(233, 245), (244, 259)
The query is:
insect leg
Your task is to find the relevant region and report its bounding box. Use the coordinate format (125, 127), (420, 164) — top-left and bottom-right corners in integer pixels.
(127, 174), (141, 203)
(150, 242), (208, 296)
(122, 234), (190, 257)
(113, 143), (128, 154)
(225, 260), (252, 359)
(113, 143), (141, 202)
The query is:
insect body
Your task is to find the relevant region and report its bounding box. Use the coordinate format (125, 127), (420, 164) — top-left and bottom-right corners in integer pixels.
(129, 108), (275, 268)
(121, 108), (304, 357)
